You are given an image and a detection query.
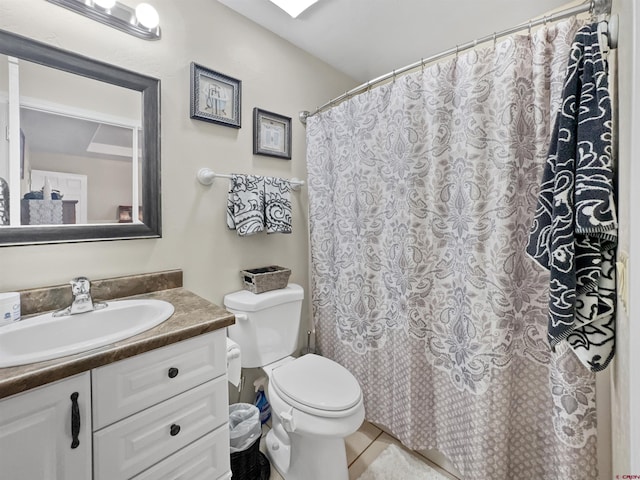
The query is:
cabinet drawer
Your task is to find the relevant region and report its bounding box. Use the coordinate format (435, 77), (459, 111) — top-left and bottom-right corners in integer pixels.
(92, 330), (226, 429)
(132, 424), (231, 480)
(93, 376), (228, 480)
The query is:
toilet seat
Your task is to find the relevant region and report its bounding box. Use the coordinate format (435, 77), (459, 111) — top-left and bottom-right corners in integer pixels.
(270, 354), (362, 418)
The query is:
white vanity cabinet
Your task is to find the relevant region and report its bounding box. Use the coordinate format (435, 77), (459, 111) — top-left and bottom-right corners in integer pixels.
(0, 372), (92, 480)
(0, 329), (231, 480)
(92, 330), (231, 480)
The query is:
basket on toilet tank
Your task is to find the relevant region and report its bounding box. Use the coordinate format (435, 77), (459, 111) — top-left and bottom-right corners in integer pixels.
(240, 265), (291, 294)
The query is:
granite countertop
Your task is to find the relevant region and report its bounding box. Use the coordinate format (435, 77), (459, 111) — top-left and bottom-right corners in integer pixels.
(0, 287), (235, 400)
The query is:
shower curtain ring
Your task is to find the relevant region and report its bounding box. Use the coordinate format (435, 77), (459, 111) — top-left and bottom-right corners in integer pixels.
(421, 58), (424, 72)
(528, 20), (532, 37)
(393, 70), (396, 82)
(543, 15), (548, 26)
(471, 40), (478, 62)
(455, 45), (459, 58)
(493, 32), (497, 46)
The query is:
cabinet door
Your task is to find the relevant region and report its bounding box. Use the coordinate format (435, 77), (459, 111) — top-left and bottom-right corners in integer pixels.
(0, 372), (92, 480)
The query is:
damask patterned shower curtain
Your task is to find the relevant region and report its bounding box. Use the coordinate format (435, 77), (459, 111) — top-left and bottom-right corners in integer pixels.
(306, 19), (598, 480)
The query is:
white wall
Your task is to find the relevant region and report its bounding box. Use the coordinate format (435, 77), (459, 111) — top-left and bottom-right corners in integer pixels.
(18, 58), (140, 122)
(0, 0), (356, 343)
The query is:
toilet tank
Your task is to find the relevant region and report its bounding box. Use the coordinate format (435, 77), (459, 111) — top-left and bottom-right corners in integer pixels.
(224, 284), (304, 368)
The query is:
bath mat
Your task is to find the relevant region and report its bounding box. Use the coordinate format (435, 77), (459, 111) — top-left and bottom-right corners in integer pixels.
(356, 444), (451, 480)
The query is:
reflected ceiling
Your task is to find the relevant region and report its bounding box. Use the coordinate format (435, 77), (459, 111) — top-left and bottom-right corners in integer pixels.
(20, 109), (137, 162)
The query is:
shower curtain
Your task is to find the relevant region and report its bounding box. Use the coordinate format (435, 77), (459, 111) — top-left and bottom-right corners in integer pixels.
(306, 19), (598, 480)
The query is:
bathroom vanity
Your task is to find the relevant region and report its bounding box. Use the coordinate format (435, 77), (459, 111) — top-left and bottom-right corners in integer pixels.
(0, 272), (234, 480)
(93, 331), (228, 480)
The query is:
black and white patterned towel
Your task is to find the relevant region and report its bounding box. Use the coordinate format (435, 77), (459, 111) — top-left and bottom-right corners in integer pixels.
(227, 174), (292, 235)
(227, 174), (265, 236)
(526, 24), (616, 372)
(264, 176), (292, 234)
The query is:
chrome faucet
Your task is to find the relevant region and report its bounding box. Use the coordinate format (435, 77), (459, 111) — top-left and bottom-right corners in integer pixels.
(53, 276), (107, 317)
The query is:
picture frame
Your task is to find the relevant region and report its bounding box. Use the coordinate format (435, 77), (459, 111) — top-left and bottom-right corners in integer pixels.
(118, 205), (143, 223)
(253, 108), (292, 159)
(190, 62), (241, 128)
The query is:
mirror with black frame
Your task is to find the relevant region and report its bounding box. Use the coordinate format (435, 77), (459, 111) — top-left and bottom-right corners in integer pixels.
(0, 29), (160, 246)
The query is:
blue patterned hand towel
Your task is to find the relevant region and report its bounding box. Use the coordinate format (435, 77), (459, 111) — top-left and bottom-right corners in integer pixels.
(227, 174), (265, 236)
(526, 24), (616, 372)
(264, 176), (292, 234)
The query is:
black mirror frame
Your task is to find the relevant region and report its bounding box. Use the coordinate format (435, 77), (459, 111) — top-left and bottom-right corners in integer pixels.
(0, 29), (161, 246)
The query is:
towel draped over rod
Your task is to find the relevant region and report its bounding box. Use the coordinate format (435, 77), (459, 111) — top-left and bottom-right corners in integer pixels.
(197, 168), (305, 190)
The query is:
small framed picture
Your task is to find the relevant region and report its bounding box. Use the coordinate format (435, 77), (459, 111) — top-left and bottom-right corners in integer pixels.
(190, 62), (241, 128)
(253, 108), (292, 159)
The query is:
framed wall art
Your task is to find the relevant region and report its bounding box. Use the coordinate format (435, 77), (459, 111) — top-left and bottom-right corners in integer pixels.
(117, 205), (143, 223)
(190, 62), (241, 128)
(253, 108), (291, 159)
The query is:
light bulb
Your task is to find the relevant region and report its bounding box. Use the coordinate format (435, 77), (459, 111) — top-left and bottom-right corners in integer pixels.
(93, 0), (116, 9)
(135, 3), (159, 29)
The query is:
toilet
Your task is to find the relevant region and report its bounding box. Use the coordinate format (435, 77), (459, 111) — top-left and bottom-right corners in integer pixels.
(224, 283), (365, 480)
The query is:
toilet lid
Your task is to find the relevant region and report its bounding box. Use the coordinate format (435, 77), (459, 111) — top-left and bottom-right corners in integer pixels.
(270, 354), (362, 411)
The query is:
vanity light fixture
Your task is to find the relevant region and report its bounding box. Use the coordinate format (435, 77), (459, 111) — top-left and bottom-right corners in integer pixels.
(268, 0), (318, 18)
(46, 0), (161, 40)
(93, 0), (116, 9)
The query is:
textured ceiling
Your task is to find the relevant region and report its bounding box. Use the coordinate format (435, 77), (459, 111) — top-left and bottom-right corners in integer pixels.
(218, 0), (578, 83)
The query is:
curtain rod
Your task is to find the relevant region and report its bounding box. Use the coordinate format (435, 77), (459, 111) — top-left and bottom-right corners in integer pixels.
(299, 0), (610, 124)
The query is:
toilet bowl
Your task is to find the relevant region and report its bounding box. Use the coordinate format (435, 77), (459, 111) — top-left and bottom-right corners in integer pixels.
(224, 284), (365, 480)
(263, 354), (365, 480)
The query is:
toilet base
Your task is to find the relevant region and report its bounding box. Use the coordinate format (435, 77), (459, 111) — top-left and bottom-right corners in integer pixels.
(263, 361), (365, 480)
(266, 423), (349, 480)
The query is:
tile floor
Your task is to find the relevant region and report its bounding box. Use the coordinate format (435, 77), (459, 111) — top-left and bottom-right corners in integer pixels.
(260, 421), (460, 480)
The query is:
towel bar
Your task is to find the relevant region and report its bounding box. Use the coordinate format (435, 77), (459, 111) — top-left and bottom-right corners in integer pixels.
(196, 168), (304, 190)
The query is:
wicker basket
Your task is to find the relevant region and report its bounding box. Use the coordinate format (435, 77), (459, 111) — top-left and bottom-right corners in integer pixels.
(230, 437), (271, 480)
(240, 265), (291, 294)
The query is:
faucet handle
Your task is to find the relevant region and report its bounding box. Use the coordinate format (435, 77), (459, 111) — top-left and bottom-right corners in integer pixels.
(70, 277), (91, 296)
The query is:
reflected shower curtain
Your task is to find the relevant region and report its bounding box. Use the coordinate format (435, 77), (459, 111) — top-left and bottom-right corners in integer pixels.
(306, 19), (598, 480)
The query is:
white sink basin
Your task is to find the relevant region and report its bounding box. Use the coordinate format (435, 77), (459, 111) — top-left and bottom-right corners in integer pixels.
(0, 299), (174, 368)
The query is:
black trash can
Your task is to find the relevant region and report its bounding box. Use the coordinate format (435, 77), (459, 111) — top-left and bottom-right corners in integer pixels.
(229, 403), (270, 480)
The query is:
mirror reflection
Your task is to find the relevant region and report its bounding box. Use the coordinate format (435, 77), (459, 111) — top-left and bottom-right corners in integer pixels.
(0, 28), (160, 246)
(1, 55), (143, 227)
